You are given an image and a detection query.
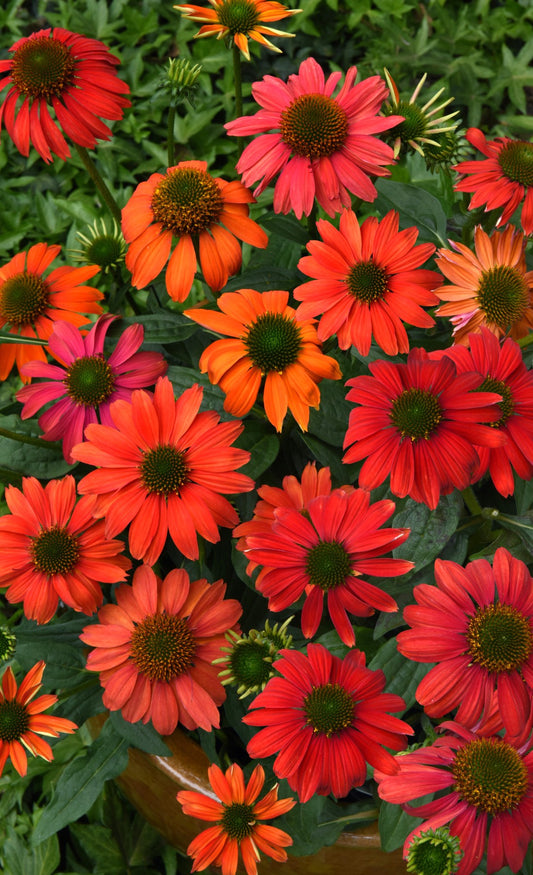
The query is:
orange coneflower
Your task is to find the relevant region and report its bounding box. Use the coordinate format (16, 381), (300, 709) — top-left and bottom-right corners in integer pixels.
(186, 288), (342, 431)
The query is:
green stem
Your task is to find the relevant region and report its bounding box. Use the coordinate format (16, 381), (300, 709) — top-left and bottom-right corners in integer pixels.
(461, 485), (483, 516)
(0, 427), (60, 449)
(232, 43), (243, 119)
(73, 143), (122, 224)
(167, 102), (176, 168)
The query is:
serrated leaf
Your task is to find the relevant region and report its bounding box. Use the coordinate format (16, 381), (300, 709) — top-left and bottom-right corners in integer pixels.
(2, 828), (60, 875)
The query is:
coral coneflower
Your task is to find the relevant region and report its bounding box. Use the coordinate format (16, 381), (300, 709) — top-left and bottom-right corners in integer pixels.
(245, 643), (413, 803)
(0, 242), (102, 383)
(16, 314), (167, 463)
(0, 661), (77, 777)
(72, 376), (254, 565)
(81, 565), (242, 735)
(121, 160), (268, 302)
(0, 28), (130, 163)
(186, 288), (342, 431)
(175, 0), (300, 61)
(435, 225), (533, 344)
(382, 70), (459, 159)
(453, 128), (533, 235)
(0, 475), (131, 624)
(225, 57), (402, 218)
(177, 762), (295, 875)
(294, 209), (440, 355)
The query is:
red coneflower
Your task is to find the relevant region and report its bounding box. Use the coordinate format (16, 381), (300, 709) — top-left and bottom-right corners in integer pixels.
(72, 376), (254, 565)
(0, 27), (130, 163)
(0, 475), (131, 624)
(245, 643), (413, 802)
(81, 565), (242, 735)
(0, 661), (77, 777)
(177, 761), (295, 875)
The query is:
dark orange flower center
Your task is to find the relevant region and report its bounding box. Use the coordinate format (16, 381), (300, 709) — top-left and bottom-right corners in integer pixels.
(65, 355), (115, 407)
(348, 260), (389, 303)
(244, 312), (302, 373)
(306, 540), (351, 590)
(30, 526), (80, 575)
(497, 141), (533, 188)
(478, 377), (514, 427)
(477, 265), (529, 329)
(452, 737), (528, 814)
(151, 168), (223, 237)
(221, 802), (256, 839)
(0, 700), (30, 742)
(280, 93), (348, 160)
(228, 639), (272, 689)
(303, 682), (355, 736)
(140, 444), (189, 496)
(390, 388), (443, 441)
(466, 602), (532, 673)
(10, 35), (76, 101)
(130, 613), (196, 681)
(216, 0), (260, 35)
(0, 272), (49, 326)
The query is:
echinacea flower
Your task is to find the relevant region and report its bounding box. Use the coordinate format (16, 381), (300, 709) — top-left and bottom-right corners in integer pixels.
(382, 70), (459, 159)
(396, 548), (533, 736)
(175, 0), (300, 61)
(16, 314), (167, 463)
(294, 209), (440, 355)
(121, 160), (268, 302)
(0, 242), (102, 382)
(435, 225), (533, 344)
(375, 718), (533, 875)
(0, 475), (131, 624)
(453, 128), (533, 235)
(405, 827), (463, 875)
(0, 661), (77, 777)
(343, 349), (505, 509)
(177, 762), (295, 875)
(245, 643), (413, 802)
(72, 376), (254, 565)
(81, 566), (242, 735)
(185, 288), (342, 431)
(215, 616), (293, 698)
(0, 28), (130, 163)
(70, 218), (127, 274)
(244, 489), (413, 647)
(225, 57), (402, 218)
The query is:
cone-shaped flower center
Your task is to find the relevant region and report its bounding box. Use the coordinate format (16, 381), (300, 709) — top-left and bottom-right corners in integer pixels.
(141, 445), (189, 495)
(221, 802), (256, 839)
(0, 626), (16, 663)
(348, 260), (389, 303)
(305, 541), (351, 590)
(452, 737), (528, 814)
(304, 682), (355, 736)
(406, 828), (462, 875)
(497, 141), (533, 187)
(478, 377), (514, 427)
(0, 272), (49, 325)
(10, 35), (76, 100)
(151, 168), (223, 237)
(65, 356), (116, 407)
(0, 700), (30, 742)
(280, 93), (349, 160)
(216, 0), (259, 34)
(245, 312), (302, 373)
(229, 640), (272, 688)
(477, 265), (529, 328)
(85, 235), (125, 271)
(30, 525), (80, 575)
(130, 614), (196, 681)
(390, 388), (443, 441)
(390, 101), (428, 143)
(466, 602), (532, 672)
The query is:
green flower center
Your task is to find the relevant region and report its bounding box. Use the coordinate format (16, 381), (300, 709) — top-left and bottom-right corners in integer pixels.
(229, 640), (272, 688)
(0, 700), (30, 742)
(477, 377), (514, 427)
(151, 168), (223, 237)
(10, 35), (76, 100)
(406, 828), (463, 875)
(220, 802), (256, 840)
(452, 737), (528, 814)
(244, 312), (302, 374)
(65, 356), (115, 407)
(216, 0), (259, 35)
(30, 526), (80, 575)
(390, 388), (443, 441)
(477, 265), (529, 328)
(130, 613), (196, 682)
(0, 272), (49, 326)
(389, 101), (428, 143)
(85, 236), (125, 271)
(0, 626), (16, 663)
(140, 444), (189, 496)
(348, 260), (389, 303)
(497, 141), (533, 188)
(305, 541), (351, 591)
(425, 130), (464, 172)
(280, 93), (349, 160)
(466, 602), (532, 673)
(303, 682), (355, 736)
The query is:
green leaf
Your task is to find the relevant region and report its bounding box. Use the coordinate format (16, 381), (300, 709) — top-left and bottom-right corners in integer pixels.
(166, 366), (227, 416)
(392, 492), (463, 578)
(0, 415), (73, 482)
(374, 179), (448, 246)
(368, 637), (433, 712)
(378, 800), (422, 853)
(117, 313), (197, 345)
(2, 828), (60, 875)
(68, 823), (125, 875)
(274, 789), (346, 856)
(498, 511), (533, 558)
(109, 710), (172, 756)
(234, 421), (279, 479)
